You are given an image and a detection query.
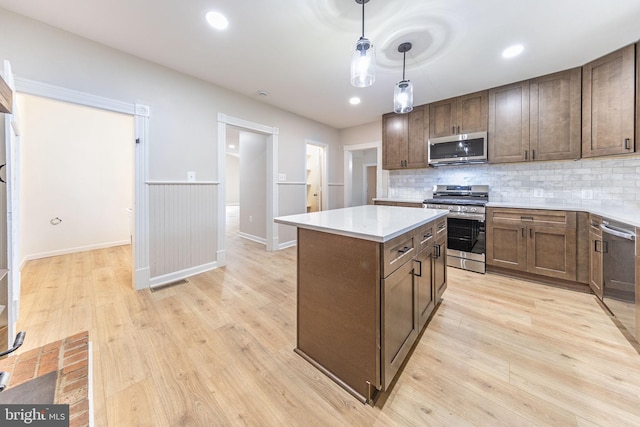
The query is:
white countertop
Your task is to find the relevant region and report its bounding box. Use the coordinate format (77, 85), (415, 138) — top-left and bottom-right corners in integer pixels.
(487, 201), (640, 228)
(372, 197), (424, 204)
(275, 205), (449, 243)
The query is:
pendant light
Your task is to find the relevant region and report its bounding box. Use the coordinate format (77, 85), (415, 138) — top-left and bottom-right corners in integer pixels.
(350, 0), (375, 88)
(394, 42), (414, 114)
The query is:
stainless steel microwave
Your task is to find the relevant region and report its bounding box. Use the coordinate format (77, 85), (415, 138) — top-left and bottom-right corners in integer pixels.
(428, 131), (488, 166)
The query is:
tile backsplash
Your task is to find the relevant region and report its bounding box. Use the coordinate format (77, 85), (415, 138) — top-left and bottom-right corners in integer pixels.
(388, 156), (640, 209)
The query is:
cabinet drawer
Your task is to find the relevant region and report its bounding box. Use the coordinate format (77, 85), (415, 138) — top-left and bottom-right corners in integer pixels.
(414, 223), (434, 255)
(382, 232), (415, 278)
(488, 208), (575, 228)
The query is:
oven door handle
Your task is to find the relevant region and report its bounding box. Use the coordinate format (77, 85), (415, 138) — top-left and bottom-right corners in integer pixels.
(600, 223), (635, 240)
(446, 212), (485, 221)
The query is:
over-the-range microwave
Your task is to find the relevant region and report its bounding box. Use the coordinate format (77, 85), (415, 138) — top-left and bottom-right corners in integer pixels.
(428, 131), (488, 166)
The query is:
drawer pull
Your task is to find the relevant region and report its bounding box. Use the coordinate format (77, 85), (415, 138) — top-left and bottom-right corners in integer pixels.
(625, 138), (631, 150)
(397, 246), (412, 254)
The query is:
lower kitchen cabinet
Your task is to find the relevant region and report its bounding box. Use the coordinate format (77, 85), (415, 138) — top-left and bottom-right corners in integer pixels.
(588, 215), (604, 299)
(294, 214), (447, 403)
(487, 208), (577, 281)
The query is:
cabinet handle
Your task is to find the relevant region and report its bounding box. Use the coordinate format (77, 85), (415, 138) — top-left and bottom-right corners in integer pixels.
(521, 216), (533, 221)
(452, 126), (455, 134)
(625, 138), (631, 150)
(532, 149), (536, 160)
(457, 125), (460, 134)
(413, 259), (422, 277)
(529, 228), (533, 238)
(594, 240), (601, 253)
(524, 150), (528, 160)
(434, 244), (441, 258)
(521, 227), (525, 238)
(397, 246), (412, 254)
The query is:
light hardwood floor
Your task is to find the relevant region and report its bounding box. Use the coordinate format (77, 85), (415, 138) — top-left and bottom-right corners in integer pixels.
(15, 206), (640, 426)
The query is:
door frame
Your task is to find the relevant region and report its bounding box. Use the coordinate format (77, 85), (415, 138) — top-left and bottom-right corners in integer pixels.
(305, 140), (328, 211)
(13, 78), (150, 290)
(363, 162), (377, 205)
(343, 141), (385, 207)
(216, 113), (279, 261)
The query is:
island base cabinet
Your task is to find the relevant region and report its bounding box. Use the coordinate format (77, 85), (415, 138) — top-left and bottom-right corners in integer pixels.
(296, 228), (381, 403)
(434, 222), (448, 301)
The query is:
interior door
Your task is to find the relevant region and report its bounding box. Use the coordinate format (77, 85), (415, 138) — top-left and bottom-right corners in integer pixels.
(3, 60), (20, 348)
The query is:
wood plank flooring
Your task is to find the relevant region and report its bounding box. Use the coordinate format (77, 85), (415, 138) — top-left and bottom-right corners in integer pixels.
(15, 206), (640, 426)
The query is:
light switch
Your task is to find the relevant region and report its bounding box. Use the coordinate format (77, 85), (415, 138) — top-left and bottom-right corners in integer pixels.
(187, 171), (196, 182)
(279, 173), (286, 181)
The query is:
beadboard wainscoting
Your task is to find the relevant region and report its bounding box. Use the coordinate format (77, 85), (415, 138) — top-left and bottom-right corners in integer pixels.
(328, 183), (345, 210)
(277, 182), (306, 248)
(389, 156), (640, 209)
(148, 182), (217, 286)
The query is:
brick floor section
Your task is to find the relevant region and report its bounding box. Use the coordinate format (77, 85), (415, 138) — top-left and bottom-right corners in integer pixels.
(0, 331), (90, 427)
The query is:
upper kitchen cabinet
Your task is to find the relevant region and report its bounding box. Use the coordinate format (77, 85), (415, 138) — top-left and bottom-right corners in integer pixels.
(582, 44), (636, 157)
(429, 91), (488, 138)
(382, 105), (428, 170)
(488, 81), (530, 163)
(529, 68), (582, 161)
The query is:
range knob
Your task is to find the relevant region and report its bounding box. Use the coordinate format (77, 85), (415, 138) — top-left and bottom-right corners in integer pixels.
(448, 206), (454, 211)
(470, 207), (478, 213)
(436, 205), (441, 209)
(461, 206), (468, 212)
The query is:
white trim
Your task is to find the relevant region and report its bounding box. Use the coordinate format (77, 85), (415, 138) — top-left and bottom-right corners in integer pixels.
(14, 77), (151, 290)
(149, 262), (218, 288)
(343, 141), (384, 207)
(15, 77), (135, 115)
(22, 241), (130, 262)
(217, 113), (279, 254)
(277, 182), (306, 186)
(238, 232), (267, 245)
(278, 240), (297, 250)
(329, 183), (345, 186)
(146, 181), (220, 185)
(363, 162), (377, 204)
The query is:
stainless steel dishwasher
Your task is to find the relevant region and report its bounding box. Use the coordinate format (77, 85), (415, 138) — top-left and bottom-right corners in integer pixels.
(601, 219), (636, 340)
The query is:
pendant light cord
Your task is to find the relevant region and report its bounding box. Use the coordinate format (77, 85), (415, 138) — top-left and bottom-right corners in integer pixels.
(402, 51), (406, 80)
(361, 1), (365, 38)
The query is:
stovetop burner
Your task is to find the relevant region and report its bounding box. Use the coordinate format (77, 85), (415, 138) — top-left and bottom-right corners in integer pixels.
(424, 184), (489, 206)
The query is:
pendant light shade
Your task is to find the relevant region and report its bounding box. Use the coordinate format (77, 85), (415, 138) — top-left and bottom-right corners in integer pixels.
(394, 42), (413, 114)
(350, 0), (375, 88)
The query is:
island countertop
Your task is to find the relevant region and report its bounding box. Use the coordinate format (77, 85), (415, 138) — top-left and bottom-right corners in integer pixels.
(274, 205), (448, 243)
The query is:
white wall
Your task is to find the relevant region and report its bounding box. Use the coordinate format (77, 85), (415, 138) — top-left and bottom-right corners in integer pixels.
(225, 154), (239, 206)
(18, 94), (133, 261)
(239, 131), (267, 242)
(0, 8), (343, 282)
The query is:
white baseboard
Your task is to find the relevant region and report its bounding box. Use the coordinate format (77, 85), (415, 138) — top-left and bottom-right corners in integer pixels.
(23, 240), (131, 263)
(238, 232), (267, 245)
(278, 240), (297, 250)
(149, 261), (218, 289)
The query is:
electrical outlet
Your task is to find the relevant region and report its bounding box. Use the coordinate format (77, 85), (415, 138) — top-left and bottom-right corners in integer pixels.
(187, 171), (196, 182)
(533, 188), (544, 198)
(279, 173), (286, 181)
(581, 189), (594, 200)
(249, 215), (253, 222)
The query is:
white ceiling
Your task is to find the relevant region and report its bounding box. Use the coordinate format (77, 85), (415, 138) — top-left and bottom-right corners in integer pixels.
(1, 0), (640, 129)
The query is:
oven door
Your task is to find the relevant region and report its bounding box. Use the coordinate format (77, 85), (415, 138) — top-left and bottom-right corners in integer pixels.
(445, 212), (486, 272)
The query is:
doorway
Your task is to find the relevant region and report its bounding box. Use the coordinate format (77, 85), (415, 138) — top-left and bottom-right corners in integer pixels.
(17, 94), (134, 270)
(344, 142), (385, 207)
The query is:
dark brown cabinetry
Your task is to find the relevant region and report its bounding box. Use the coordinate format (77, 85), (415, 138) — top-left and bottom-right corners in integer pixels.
(530, 68), (582, 161)
(582, 44), (636, 157)
(488, 81), (530, 163)
(382, 105), (428, 170)
(486, 208), (577, 281)
(588, 215), (603, 299)
(429, 91), (488, 138)
(295, 215), (447, 403)
(433, 218), (447, 301)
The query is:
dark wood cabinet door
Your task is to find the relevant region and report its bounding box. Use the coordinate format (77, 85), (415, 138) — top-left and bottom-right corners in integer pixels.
(382, 259), (418, 390)
(530, 68), (582, 161)
(582, 44), (635, 157)
(486, 220), (527, 271)
(457, 90), (488, 134)
(527, 226), (577, 281)
(382, 112), (408, 170)
(407, 105), (428, 168)
(414, 247), (434, 330)
(488, 81), (530, 163)
(429, 98), (457, 138)
(589, 231), (603, 299)
(433, 234), (447, 302)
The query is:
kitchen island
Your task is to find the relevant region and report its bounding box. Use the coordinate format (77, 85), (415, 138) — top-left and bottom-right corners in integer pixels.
(275, 205), (448, 403)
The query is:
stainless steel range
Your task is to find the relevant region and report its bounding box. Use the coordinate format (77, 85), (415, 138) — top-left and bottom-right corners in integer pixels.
(423, 185), (488, 273)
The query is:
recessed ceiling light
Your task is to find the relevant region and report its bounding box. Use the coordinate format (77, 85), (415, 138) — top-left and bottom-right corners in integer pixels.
(349, 97), (361, 105)
(228, 144), (236, 149)
(206, 11), (229, 30)
(502, 44), (524, 59)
